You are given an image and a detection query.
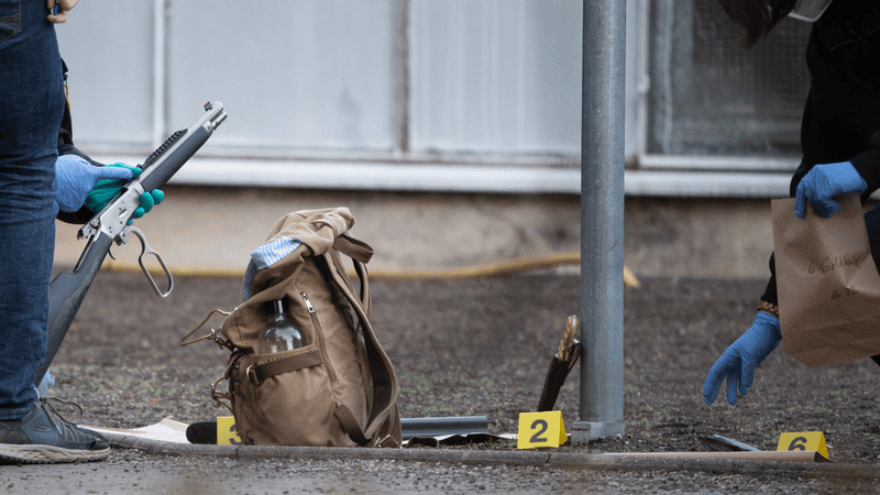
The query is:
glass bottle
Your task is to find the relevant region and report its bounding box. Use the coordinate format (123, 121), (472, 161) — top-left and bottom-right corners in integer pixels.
(256, 299), (304, 354)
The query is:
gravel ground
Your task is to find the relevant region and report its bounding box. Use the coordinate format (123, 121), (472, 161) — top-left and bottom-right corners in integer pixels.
(2, 269), (879, 493)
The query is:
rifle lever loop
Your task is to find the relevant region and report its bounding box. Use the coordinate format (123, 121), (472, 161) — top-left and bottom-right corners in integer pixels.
(118, 225), (174, 298)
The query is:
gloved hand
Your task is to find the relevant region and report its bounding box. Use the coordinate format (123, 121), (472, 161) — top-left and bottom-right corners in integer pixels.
(84, 163), (165, 222)
(794, 161), (867, 218)
(46, 0), (78, 23)
(702, 311), (781, 406)
(55, 155), (134, 212)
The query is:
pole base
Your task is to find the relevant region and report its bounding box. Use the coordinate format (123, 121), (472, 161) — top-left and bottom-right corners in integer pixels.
(570, 421), (626, 445)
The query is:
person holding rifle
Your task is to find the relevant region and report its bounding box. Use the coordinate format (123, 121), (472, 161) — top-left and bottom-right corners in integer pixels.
(0, 0), (158, 463)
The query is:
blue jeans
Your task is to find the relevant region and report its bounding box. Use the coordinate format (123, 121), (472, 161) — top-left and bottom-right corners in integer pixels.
(0, 0), (64, 420)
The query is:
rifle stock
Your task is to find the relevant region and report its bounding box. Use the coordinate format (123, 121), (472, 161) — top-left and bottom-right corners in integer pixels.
(38, 233), (114, 386)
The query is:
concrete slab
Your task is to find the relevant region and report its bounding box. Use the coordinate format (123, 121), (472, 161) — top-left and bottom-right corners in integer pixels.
(103, 433), (861, 477)
(54, 187), (778, 279)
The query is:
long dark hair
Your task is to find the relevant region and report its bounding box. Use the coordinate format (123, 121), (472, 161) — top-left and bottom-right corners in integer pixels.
(716, 0), (799, 48)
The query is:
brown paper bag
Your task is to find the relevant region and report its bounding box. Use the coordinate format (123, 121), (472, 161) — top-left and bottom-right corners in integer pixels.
(771, 193), (880, 367)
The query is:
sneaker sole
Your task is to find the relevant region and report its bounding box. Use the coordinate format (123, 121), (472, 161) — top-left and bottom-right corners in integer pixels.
(0, 444), (109, 464)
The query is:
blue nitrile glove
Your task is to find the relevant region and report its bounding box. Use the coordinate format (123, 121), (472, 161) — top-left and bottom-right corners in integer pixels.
(132, 188), (165, 220)
(702, 311), (781, 406)
(794, 161), (867, 218)
(55, 155), (134, 212)
(84, 163), (164, 223)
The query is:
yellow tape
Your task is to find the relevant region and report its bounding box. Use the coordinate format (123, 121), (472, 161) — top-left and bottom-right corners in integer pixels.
(102, 253), (641, 287)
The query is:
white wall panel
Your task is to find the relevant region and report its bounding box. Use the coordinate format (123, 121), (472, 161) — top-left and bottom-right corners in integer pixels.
(168, 0), (396, 152)
(54, 2), (154, 146)
(409, 0), (582, 155)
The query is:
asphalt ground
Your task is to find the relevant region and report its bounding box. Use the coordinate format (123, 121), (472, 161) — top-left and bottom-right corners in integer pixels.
(2, 270), (879, 493)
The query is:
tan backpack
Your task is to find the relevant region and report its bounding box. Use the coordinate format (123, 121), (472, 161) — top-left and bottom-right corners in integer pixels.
(188, 208), (401, 447)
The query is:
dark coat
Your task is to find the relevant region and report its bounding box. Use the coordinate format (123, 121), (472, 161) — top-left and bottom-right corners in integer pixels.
(762, 1), (880, 306)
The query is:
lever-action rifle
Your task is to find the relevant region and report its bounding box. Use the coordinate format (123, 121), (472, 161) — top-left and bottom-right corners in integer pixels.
(35, 101), (227, 387)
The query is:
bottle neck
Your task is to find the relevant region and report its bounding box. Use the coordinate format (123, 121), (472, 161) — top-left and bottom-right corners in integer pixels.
(272, 300), (285, 315)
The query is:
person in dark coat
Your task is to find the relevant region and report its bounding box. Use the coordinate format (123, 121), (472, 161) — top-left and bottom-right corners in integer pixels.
(703, 0), (880, 405)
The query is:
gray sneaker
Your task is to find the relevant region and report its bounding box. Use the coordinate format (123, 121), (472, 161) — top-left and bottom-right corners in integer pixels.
(0, 399), (110, 463)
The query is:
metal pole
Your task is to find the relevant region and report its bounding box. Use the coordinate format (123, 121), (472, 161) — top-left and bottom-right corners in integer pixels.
(152, 0), (168, 149)
(572, 0), (627, 444)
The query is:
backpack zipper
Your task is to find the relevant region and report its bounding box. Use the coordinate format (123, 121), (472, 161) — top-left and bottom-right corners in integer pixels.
(301, 292), (337, 383)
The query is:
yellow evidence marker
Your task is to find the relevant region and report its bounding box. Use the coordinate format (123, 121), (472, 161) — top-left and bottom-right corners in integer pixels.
(777, 431), (828, 460)
(517, 411), (566, 449)
(217, 416), (242, 445)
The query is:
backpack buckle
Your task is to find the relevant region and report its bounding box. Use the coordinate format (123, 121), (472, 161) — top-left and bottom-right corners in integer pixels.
(246, 364), (262, 386)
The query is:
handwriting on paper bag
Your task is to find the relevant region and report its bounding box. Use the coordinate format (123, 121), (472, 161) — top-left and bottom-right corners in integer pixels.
(831, 286), (858, 300)
(807, 254), (864, 275)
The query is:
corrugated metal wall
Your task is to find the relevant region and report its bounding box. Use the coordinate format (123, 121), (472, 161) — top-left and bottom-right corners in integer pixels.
(54, 0), (809, 196)
(56, 2), (154, 146)
(56, 0), (582, 159)
(409, 0), (581, 155)
(57, 0), (398, 153)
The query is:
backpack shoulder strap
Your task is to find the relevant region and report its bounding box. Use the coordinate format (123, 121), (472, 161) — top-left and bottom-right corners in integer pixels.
(323, 247), (400, 447)
(332, 235), (372, 315)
